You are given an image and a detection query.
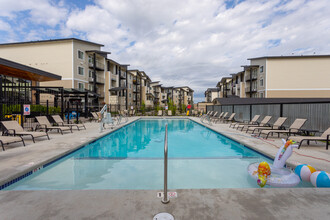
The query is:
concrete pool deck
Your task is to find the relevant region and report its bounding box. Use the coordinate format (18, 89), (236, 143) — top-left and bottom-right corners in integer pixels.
(0, 116), (329, 219)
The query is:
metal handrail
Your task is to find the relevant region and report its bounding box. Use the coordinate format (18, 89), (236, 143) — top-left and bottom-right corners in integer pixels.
(162, 124), (169, 204)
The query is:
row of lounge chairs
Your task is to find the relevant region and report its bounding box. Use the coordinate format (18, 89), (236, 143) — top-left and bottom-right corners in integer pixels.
(205, 111), (330, 149)
(0, 115), (86, 151)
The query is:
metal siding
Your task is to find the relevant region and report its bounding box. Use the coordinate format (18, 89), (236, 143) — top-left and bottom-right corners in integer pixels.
(283, 103), (330, 132)
(206, 102), (330, 133)
(252, 104), (281, 124)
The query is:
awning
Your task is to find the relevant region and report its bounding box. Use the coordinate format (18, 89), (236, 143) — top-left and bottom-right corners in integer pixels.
(0, 57), (61, 82)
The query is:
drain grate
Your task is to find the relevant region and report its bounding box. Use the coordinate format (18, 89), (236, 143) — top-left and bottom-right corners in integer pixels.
(153, 212), (174, 220)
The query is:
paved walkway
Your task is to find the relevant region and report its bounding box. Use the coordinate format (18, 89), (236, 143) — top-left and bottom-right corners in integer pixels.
(0, 117), (329, 219)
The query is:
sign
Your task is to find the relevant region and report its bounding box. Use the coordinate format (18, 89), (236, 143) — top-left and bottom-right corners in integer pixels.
(165, 106), (168, 110)
(157, 192), (177, 198)
(23, 105), (30, 115)
(131, 106), (134, 110)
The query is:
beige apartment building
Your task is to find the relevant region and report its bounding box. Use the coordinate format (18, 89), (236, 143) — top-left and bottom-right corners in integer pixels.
(0, 38), (195, 112)
(212, 55), (330, 99)
(204, 88), (220, 102)
(140, 71), (154, 108)
(108, 59), (128, 110)
(0, 38), (110, 107)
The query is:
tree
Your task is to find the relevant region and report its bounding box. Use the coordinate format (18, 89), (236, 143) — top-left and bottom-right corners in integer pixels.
(141, 101), (146, 115)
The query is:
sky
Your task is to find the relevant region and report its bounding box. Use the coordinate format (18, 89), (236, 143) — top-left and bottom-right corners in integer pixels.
(0, 0), (330, 102)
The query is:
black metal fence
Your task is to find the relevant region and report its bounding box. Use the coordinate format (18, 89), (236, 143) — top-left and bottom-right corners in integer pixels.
(207, 102), (330, 133)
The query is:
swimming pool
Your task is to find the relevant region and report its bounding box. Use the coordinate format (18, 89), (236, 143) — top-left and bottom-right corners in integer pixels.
(4, 119), (311, 190)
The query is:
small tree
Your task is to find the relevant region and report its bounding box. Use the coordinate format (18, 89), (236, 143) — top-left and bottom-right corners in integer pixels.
(180, 104), (187, 113)
(168, 98), (176, 116)
(141, 101), (146, 115)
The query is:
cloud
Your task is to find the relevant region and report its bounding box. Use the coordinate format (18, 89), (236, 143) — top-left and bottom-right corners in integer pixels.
(1, 0), (330, 102)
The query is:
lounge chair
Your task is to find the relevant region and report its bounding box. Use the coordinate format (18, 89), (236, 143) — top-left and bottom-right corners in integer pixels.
(210, 111), (219, 119)
(1, 120), (49, 143)
(237, 116), (272, 131)
(246, 117), (287, 134)
(89, 112), (99, 122)
(259, 118), (307, 139)
(214, 112), (228, 123)
(158, 110), (162, 116)
(220, 113), (236, 123)
(52, 115), (86, 131)
(229, 115), (260, 129)
(35, 116), (72, 135)
(211, 112), (224, 122)
(168, 110), (172, 116)
(0, 135), (25, 151)
(288, 127), (330, 150)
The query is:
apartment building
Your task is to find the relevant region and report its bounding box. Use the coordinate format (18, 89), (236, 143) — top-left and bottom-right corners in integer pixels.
(204, 88), (220, 102)
(0, 38), (110, 107)
(140, 71), (154, 108)
(150, 81), (162, 106)
(108, 59), (129, 110)
(211, 55), (330, 99)
(0, 38), (195, 111)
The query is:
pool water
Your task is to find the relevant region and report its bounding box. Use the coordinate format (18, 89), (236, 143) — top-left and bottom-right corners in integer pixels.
(5, 119), (312, 190)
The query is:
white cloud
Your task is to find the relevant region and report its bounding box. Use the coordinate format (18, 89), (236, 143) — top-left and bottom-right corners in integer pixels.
(0, 0), (68, 26)
(1, 0), (330, 102)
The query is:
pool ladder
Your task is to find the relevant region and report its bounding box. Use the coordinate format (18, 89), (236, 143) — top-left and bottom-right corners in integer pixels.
(162, 123), (170, 204)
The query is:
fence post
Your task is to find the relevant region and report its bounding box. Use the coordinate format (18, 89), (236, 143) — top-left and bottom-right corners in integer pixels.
(249, 104), (252, 121)
(61, 88), (64, 119)
(76, 102), (79, 123)
(20, 103), (24, 128)
(67, 101), (70, 124)
(46, 100), (49, 116)
(280, 104), (283, 117)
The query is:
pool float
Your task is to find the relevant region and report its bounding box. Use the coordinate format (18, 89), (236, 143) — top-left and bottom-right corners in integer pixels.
(247, 139), (301, 188)
(295, 164), (316, 182)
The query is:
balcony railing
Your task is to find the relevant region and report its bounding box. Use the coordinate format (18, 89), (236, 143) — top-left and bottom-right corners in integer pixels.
(245, 87), (257, 93)
(120, 71), (126, 79)
(245, 74), (258, 81)
(89, 60), (105, 70)
(88, 76), (105, 84)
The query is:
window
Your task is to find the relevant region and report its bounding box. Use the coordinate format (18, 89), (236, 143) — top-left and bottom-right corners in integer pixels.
(129, 93), (131, 98)
(129, 84), (131, 89)
(78, 50), (84, 59)
(260, 79), (264, 87)
(260, 66), (264, 73)
(78, 82), (84, 90)
(260, 92), (264, 98)
(89, 70), (93, 77)
(78, 67), (84, 76)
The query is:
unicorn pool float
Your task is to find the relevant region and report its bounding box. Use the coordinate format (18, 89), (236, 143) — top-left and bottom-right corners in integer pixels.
(247, 139), (301, 187)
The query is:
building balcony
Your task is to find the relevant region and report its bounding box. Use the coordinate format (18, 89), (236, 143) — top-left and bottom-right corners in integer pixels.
(120, 71), (126, 79)
(89, 60), (104, 71)
(133, 78), (141, 85)
(245, 74), (258, 81)
(98, 90), (105, 97)
(89, 76), (105, 84)
(245, 87), (257, 93)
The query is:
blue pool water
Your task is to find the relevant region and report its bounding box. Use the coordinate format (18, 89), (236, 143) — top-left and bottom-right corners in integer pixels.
(4, 119), (311, 190)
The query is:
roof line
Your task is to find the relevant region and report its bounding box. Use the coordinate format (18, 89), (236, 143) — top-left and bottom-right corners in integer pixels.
(0, 38), (104, 47)
(248, 55), (330, 60)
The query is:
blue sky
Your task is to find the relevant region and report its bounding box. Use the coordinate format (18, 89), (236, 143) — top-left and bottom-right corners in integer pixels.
(0, 0), (330, 102)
